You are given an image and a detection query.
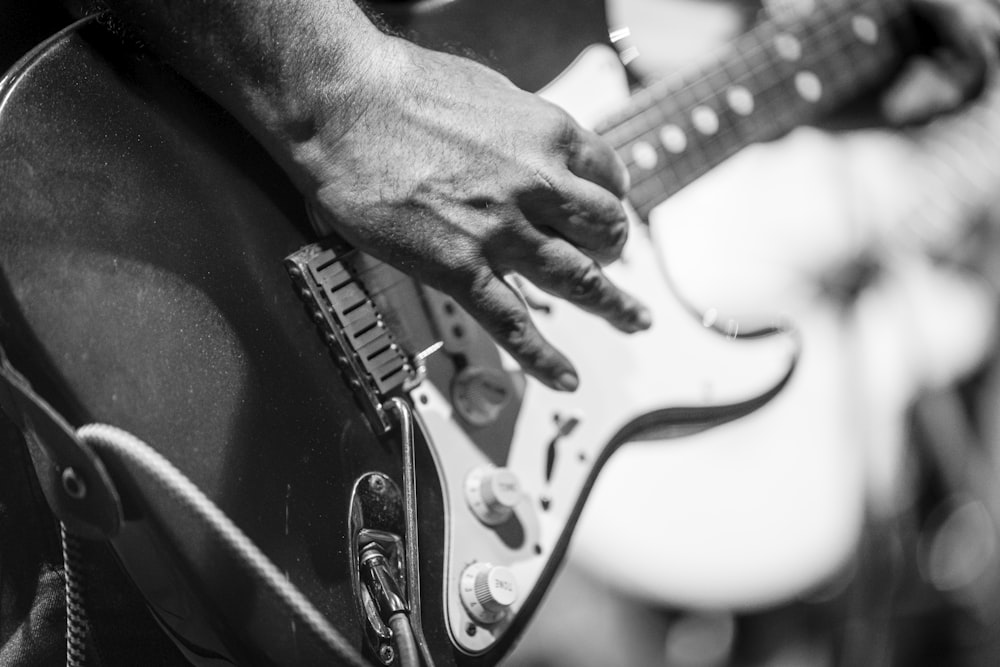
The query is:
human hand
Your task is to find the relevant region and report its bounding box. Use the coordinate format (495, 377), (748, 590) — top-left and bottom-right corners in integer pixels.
(301, 38), (651, 392)
(883, 0), (1000, 123)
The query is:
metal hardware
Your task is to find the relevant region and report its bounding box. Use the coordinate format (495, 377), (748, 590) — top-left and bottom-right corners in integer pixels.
(382, 398), (435, 666)
(349, 471), (406, 664)
(360, 586), (393, 660)
(403, 341), (444, 392)
(360, 544), (409, 619)
(61, 467), (87, 500)
(347, 397), (434, 667)
(286, 242), (419, 432)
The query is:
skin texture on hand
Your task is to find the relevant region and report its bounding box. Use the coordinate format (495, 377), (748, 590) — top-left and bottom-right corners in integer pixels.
(301, 40), (652, 392)
(98, 0), (649, 392)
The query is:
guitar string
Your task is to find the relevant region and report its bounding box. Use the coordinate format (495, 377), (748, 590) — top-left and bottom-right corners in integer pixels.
(600, 0), (844, 144)
(619, 20), (851, 199)
(626, 14), (912, 214)
(622, 1), (911, 214)
(620, 12), (874, 171)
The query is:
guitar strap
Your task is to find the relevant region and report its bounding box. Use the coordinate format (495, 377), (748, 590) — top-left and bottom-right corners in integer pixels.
(0, 343), (375, 666)
(0, 343), (123, 540)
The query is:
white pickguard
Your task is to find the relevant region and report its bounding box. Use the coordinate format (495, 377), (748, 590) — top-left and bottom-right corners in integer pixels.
(409, 44), (798, 654)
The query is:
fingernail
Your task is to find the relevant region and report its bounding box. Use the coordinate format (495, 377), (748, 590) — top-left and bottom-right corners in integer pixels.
(555, 371), (579, 392)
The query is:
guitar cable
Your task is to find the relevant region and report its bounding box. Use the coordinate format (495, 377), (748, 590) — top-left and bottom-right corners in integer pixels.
(388, 612), (420, 667)
(74, 422), (374, 667)
(360, 542), (422, 667)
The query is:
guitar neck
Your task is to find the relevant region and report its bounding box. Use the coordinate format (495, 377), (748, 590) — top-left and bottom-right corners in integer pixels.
(603, 0), (915, 219)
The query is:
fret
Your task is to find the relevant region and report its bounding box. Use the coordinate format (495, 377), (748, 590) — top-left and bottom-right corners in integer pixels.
(701, 64), (747, 161)
(684, 77), (726, 172)
(616, 0), (915, 218)
(739, 23), (786, 141)
(603, 72), (686, 146)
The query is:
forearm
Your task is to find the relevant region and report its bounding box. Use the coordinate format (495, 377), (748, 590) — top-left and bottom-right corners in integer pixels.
(98, 0), (400, 190)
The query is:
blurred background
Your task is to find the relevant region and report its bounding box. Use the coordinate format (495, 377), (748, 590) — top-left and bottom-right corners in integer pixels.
(508, 0), (1000, 665)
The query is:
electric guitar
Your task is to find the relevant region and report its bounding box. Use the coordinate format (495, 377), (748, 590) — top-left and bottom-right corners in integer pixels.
(554, 0), (1000, 616)
(0, 0), (919, 664)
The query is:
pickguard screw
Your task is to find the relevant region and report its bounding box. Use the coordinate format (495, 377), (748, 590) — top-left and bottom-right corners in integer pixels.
(370, 476), (386, 494)
(378, 644), (395, 664)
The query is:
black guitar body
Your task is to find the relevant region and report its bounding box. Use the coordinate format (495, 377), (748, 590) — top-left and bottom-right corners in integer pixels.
(0, 20), (389, 666)
(0, 4), (613, 666)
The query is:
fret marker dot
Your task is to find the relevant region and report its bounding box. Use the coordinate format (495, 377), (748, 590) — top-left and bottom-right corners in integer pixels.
(631, 141), (658, 170)
(851, 15), (879, 44)
(775, 34), (802, 62)
(659, 125), (687, 154)
(795, 71), (822, 103)
(726, 86), (754, 116)
(691, 106), (719, 136)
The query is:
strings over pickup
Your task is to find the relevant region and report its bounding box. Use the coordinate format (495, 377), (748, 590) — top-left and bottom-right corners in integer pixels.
(286, 241), (417, 433)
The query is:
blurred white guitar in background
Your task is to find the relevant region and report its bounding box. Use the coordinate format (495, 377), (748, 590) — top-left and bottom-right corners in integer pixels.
(519, 0), (1000, 644)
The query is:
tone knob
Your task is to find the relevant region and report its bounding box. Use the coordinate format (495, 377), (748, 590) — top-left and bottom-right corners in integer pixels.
(451, 366), (512, 426)
(459, 563), (518, 624)
(465, 466), (521, 525)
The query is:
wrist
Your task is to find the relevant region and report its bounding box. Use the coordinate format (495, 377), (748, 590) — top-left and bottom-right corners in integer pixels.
(249, 29), (410, 193)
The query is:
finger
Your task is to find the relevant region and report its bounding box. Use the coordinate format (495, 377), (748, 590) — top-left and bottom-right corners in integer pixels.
(456, 268), (580, 392)
(881, 57), (966, 124)
(518, 173), (629, 265)
(564, 125), (630, 197)
(507, 233), (651, 334)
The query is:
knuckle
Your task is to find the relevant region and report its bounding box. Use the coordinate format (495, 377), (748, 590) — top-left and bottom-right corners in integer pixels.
(598, 199), (629, 244)
(569, 261), (605, 302)
(540, 105), (581, 155)
(541, 102), (575, 138)
(567, 197), (628, 253)
(588, 213), (628, 261)
(527, 164), (561, 199)
(606, 220), (628, 255)
(495, 306), (547, 367)
(502, 312), (534, 351)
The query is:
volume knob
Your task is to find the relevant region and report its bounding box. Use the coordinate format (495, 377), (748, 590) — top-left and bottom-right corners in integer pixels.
(459, 563), (518, 624)
(465, 466), (521, 525)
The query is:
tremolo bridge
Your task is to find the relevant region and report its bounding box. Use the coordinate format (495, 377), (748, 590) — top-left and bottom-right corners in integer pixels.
(285, 241), (427, 433)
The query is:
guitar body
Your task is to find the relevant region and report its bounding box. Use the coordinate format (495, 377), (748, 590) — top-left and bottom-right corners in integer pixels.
(0, 22), (389, 665)
(0, 4), (795, 666)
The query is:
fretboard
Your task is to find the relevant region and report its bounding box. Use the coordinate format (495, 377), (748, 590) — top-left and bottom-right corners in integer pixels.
(602, 0), (915, 220)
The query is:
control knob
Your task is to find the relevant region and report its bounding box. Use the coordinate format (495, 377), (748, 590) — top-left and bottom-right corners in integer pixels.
(465, 466), (521, 525)
(459, 563), (518, 625)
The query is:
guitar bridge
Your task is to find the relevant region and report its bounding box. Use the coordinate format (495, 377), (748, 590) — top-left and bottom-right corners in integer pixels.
(285, 241), (419, 433)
